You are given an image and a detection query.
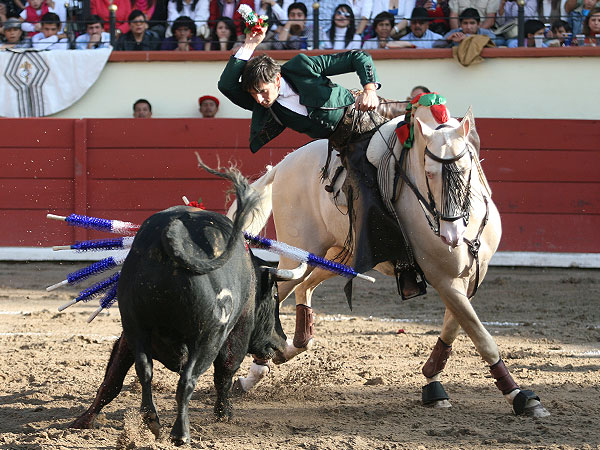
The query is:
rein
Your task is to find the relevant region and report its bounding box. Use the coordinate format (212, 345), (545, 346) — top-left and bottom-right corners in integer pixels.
(464, 196), (489, 298)
(366, 108), (489, 298)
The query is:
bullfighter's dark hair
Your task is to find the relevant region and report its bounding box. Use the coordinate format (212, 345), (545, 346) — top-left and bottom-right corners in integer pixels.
(328, 4), (356, 48)
(241, 54), (281, 93)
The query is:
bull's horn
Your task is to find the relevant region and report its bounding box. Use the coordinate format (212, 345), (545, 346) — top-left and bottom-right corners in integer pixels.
(264, 262), (308, 281)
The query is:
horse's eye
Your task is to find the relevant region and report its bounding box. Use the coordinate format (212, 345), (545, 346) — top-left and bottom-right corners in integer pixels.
(425, 171), (434, 179)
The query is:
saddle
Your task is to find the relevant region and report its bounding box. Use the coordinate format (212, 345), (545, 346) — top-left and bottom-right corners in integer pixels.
(323, 116), (427, 302)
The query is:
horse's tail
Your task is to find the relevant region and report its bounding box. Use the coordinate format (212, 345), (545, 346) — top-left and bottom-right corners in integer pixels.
(226, 165), (276, 235)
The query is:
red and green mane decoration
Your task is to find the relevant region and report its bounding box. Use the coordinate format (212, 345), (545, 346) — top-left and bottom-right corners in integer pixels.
(396, 92), (449, 149)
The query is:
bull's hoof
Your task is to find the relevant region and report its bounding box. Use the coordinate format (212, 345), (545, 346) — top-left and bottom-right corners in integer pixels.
(142, 412), (160, 438)
(273, 338), (312, 365)
(231, 378), (247, 397)
(70, 414), (95, 429)
(512, 390), (550, 418)
(170, 434), (190, 446)
(214, 402), (233, 421)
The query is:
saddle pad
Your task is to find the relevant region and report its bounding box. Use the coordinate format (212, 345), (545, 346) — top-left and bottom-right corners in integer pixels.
(366, 116), (405, 167)
(324, 154), (348, 208)
(365, 116), (405, 204)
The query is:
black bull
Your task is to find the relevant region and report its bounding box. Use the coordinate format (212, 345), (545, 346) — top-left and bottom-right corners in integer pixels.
(71, 165), (296, 445)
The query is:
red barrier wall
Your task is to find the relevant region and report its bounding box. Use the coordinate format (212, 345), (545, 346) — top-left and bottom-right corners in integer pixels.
(1, 118), (598, 253)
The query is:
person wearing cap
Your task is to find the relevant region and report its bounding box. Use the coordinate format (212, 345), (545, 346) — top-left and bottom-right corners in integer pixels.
(1, 17), (32, 48)
(198, 95), (219, 118)
(400, 6), (444, 48)
(160, 15), (204, 50)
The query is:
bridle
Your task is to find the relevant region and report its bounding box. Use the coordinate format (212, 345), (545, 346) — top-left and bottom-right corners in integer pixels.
(394, 121), (489, 298)
(396, 123), (473, 236)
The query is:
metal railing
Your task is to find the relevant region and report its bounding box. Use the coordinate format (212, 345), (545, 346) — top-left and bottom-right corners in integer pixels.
(6, 0), (597, 51)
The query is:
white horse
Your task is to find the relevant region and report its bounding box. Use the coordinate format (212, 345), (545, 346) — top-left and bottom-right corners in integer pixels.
(231, 101), (549, 417)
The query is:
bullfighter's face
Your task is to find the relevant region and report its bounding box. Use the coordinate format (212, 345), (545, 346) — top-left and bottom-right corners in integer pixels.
(249, 72), (281, 108)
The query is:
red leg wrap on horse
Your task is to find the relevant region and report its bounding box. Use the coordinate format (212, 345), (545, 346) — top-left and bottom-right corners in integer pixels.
(422, 337), (452, 378)
(293, 304), (314, 348)
(489, 358), (519, 394)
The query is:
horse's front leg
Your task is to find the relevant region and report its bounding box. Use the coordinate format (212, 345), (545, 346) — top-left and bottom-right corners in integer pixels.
(421, 308), (460, 408)
(436, 285), (550, 417)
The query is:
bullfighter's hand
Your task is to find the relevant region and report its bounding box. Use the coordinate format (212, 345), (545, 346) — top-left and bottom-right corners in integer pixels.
(355, 85), (380, 112)
(245, 25), (268, 46)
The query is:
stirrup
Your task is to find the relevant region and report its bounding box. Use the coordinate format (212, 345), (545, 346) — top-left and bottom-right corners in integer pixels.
(396, 269), (427, 300)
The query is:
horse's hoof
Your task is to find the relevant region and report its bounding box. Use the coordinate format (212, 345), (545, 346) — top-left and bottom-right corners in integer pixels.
(273, 338), (312, 365)
(421, 381), (450, 406)
(512, 390), (549, 417)
(523, 402), (551, 418)
(430, 399), (452, 408)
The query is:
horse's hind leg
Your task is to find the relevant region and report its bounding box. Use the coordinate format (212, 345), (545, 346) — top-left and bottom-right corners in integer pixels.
(421, 308), (461, 408)
(435, 285), (549, 417)
(273, 247), (343, 365)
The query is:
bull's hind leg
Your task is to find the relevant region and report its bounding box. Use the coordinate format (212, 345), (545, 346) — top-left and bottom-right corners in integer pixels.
(171, 344), (215, 446)
(134, 339), (160, 438)
(421, 308), (460, 408)
(71, 335), (134, 428)
(435, 285), (550, 417)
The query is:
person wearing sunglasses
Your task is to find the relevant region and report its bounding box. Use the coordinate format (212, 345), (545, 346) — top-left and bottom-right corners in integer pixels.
(320, 4), (362, 49)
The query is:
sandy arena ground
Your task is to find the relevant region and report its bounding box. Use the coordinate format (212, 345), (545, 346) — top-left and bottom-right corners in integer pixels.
(1, 261), (599, 450)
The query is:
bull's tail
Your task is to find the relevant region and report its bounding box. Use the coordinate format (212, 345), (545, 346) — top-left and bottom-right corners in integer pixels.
(162, 158), (261, 275)
(226, 164), (277, 236)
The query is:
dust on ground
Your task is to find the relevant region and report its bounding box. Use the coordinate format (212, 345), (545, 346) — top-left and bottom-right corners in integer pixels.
(1, 262), (599, 450)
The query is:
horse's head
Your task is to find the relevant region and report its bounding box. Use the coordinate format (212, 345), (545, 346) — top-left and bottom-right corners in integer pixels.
(414, 107), (475, 248)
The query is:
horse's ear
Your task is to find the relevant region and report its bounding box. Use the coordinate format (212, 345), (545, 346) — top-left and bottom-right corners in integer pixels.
(416, 117), (434, 139)
(458, 106), (474, 138)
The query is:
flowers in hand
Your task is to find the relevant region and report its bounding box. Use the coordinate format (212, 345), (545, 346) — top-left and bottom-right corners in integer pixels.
(238, 4), (269, 34)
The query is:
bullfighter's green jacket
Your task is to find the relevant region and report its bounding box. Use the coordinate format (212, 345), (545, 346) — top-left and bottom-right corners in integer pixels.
(217, 51), (380, 153)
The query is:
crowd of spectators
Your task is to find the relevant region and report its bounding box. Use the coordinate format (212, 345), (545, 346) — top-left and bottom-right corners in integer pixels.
(1, 0), (599, 50)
